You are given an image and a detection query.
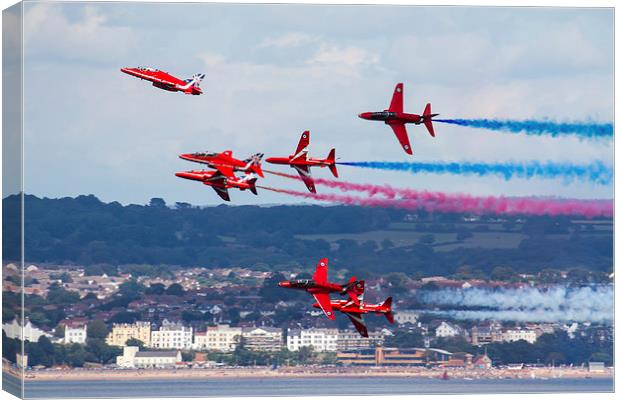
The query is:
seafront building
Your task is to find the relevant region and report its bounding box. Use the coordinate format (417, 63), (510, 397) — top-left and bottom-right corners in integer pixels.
(193, 324), (242, 351)
(151, 319), (193, 350)
(338, 347), (453, 367)
(106, 321), (152, 347)
(116, 346), (182, 368)
(337, 329), (386, 351)
(241, 327), (283, 351)
(287, 328), (338, 352)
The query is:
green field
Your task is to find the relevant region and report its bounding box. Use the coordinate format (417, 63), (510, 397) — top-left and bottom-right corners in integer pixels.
(295, 229), (530, 252)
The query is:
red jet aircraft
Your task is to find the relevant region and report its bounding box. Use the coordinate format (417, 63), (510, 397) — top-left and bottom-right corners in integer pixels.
(358, 83), (438, 155)
(121, 66), (205, 95)
(175, 170), (257, 201)
(278, 258), (364, 320)
(314, 297), (394, 337)
(265, 131), (337, 193)
(179, 151), (264, 178)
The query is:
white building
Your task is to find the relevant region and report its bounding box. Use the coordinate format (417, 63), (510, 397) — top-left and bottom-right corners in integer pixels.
(63, 325), (87, 344)
(287, 328), (338, 352)
(394, 310), (419, 325)
(116, 346), (182, 368)
(241, 327), (283, 352)
(193, 325), (242, 352)
(435, 322), (462, 338)
(337, 329), (387, 351)
(151, 320), (193, 350)
(2, 319), (51, 342)
(502, 329), (537, 344)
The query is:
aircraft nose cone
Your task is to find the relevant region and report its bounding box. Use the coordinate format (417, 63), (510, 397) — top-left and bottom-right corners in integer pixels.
(278, 281), (291, 288)
(175, 172), (195, 180)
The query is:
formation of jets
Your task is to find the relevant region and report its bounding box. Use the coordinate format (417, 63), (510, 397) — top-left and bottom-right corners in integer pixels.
(121, 65), (437, 197)
(121, 67), (422, 337)
(279, 258), (394, 337)
(176, 150), (264, 201)
(180, 151), (264, 178)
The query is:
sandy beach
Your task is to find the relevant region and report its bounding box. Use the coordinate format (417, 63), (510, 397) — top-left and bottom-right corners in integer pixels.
(6, 365), (612, 382)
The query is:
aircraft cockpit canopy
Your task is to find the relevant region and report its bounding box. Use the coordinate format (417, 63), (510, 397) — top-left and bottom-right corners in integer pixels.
(292, 279), (315, 288)
(137, 66), (159, 72)
(372, 111), (397, 119)
(192, 152), (218, 158)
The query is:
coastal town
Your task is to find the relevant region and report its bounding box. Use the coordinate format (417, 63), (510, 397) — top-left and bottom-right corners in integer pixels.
(2, 261), (613, 380)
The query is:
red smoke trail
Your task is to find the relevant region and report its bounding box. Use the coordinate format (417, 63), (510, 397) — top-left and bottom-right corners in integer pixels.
(262, 171), (612, 218)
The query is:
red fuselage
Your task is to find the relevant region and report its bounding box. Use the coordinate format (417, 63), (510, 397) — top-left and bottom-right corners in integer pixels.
(175, 170), (252, 190)
(121, 67), (203, 95)
(180, 152), (247, 169)
(313, 299), (390, 315)
(278, 279), (345, 295)
(358, 111), (424, 125)
(265, 156), (333, 168)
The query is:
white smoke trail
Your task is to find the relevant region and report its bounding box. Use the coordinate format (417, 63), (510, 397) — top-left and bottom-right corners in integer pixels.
(418, 285), (613, 323)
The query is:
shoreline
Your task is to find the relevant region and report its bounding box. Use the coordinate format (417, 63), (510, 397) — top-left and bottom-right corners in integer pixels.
(6, 366), (613, 382)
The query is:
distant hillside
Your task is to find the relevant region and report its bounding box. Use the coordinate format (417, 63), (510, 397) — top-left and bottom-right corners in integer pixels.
(2, 194), (613, 277)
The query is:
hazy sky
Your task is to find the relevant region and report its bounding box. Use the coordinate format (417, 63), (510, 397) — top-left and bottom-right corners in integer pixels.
(20, 2), (613, 206)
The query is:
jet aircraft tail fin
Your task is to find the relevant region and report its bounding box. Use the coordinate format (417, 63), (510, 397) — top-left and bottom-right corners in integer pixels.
(381, 297), (394, 323)
(181, 73), (205, 92)
(422, 103), (437, 137)
(248, 177), (258, 195)
(240, 174), (259, 195)
(326, 149), (338, 178)
(243, 153), (265, 178)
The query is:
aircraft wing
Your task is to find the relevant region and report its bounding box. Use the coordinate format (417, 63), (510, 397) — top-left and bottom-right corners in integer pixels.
(313, 258), (329, 284)
(388, 83), (404, 113)
(388, 122), (413, 155)
(345, 312), (368, 337)
(294, 131), (311, 157)
(312, 292), (335, 320)
(157, 71), (186, 86)
(211, 186), (231, 202)
(213, 165), (235, 178)
(293, 165), (316, 193)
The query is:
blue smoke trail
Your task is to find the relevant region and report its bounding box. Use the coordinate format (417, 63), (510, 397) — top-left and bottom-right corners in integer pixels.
(339, 160), (612, 185)
(434, 119), (613, 138)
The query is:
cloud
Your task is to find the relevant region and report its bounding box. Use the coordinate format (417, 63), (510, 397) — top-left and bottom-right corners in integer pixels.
(24, 3), (137, 64)
(384, 15), (612, 85)
(307, 43), (380, 67)
(258, 32), (319, 48)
